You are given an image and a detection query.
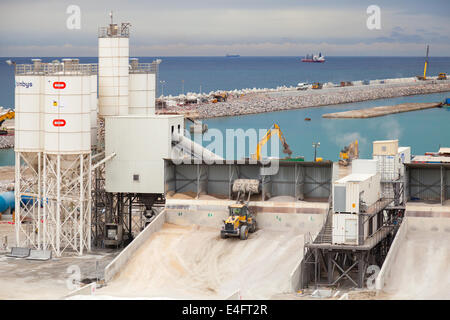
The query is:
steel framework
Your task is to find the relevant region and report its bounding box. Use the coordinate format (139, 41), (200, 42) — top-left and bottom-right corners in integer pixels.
(43, 153), (91, 256)
(15, 151), (42, 249)
(15, 152), (92, 256)
(300, 207), (402, 289)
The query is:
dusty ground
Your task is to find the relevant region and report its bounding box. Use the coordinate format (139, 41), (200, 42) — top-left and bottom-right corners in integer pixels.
(0, 220), (118, 300)
(96, 223), (305, 299)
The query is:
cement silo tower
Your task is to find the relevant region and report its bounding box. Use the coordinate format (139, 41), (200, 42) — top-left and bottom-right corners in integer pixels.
(129, 58), (160, 115)
(98, 15), (130, 117)
(14, 59), (44, 249)
(14, 59), (95, 256)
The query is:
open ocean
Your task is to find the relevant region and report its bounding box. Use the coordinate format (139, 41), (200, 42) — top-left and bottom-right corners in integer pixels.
(0, 56), (449, 164)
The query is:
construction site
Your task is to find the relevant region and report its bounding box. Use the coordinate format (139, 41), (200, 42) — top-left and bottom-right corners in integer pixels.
(0, 17), (449, 301)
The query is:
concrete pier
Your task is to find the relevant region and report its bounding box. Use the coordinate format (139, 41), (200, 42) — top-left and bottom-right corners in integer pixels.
(322, 102), (442, 119)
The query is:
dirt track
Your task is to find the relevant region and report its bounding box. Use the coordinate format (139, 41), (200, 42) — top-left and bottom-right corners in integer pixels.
(97, 223), (305, 299)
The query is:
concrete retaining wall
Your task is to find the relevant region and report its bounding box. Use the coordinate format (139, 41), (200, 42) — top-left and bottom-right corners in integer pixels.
(226, 290), (241, 300)
(64, 282), (96, 299)
(104, 210), (167, 282)
(290, 259), (303, 292)
(375, 218), (408, 290)
(376, 214), (450, 290)
(165, 199), (328, 232)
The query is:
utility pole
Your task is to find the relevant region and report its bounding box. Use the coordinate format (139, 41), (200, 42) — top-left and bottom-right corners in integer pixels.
(312, 142), (320, 162)
(181, 80), (184, 95)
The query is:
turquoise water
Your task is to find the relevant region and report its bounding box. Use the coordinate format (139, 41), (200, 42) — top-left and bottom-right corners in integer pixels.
(202, 91), (450, 161)
(1, 92), (449, 166)
(0, 148), (14, 167)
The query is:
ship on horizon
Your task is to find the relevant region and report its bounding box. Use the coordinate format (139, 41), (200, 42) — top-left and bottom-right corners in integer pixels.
(226, 54), (240, 58)
(301, 53), (325, 63)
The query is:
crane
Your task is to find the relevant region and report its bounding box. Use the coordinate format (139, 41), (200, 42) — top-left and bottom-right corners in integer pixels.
(251, 124), (292, 161)
(417, 45), (429, 80)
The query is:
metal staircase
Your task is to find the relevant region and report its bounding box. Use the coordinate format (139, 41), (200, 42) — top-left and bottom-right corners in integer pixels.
(313, 207), (333, 244)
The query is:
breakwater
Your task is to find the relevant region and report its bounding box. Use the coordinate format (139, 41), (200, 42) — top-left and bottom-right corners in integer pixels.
(165, 81), (450, 119)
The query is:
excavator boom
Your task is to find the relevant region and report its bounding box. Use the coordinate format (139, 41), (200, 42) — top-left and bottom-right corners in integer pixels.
(252, 124), (292, 160)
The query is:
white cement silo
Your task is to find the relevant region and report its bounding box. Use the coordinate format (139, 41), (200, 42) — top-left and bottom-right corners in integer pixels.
(44, 67), (91, 153)
(98, 22), (130, 116)
(14, 68), (43, 152)
(128, 58), (159, 115)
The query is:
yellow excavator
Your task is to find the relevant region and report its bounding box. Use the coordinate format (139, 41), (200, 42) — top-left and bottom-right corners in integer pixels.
(417, 45), (429, 80)
(0, 110), (14, 135)
(251, 124), (292, 160)
(339, 140), (359, 166)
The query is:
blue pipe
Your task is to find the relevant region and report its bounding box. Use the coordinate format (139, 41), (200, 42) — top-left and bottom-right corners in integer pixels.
(0, 191), (15, 213)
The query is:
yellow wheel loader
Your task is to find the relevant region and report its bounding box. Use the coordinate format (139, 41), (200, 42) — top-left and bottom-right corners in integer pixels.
(220, 179), (259, 240)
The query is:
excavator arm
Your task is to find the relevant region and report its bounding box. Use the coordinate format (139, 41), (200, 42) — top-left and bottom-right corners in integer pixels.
(252, 124), (292, 160)
(0, 111), (15, 127)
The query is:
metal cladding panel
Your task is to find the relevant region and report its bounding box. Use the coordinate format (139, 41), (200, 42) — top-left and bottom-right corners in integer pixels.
(352, 159), (378, 175)
(271, 166), (296, 198)
(206, 165), (230, 196)
(332, 213), (358, 244)
(446, 168), (450, 200)
(373, 140), (398, 156)
(409, 167), (441, 201)
(105, 116), (185, 193)
(303, 166), (332, 198)
(14, 75), (43, 152)
(44, 75), (91, 153)
(345, 182), (360, 213)
(98, 36), (129, 117)
(333, 185), (346, 212)
(129, 74), (156, 115)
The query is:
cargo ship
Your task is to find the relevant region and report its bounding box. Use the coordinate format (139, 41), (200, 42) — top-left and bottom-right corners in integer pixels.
(301, 53), (325, 63)
(226, 54), (240, 58)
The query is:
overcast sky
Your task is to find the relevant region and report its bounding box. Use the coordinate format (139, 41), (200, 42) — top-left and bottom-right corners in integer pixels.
(1, 0), (449, 56)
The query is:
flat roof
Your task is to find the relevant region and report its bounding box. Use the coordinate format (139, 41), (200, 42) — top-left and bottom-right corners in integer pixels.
(411, 155), (450, 164)
(105, 114), (183, 119)
(439, 147), (450, 154)
(373, 139), (398, 144)
(336, 173), (376, 183)
(406, 162), (450, 168)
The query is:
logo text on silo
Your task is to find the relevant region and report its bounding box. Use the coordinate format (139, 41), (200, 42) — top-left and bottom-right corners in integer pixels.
(15, 81), (33, 88)
(53, 82), (66, 89)
(53, 119), (66, 127)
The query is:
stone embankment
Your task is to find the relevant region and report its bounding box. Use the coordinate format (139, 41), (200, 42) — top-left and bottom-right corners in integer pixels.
(164, 81), (450, 119)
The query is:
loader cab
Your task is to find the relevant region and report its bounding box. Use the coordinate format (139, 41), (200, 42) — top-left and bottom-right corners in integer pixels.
(229, 203), (248, 218)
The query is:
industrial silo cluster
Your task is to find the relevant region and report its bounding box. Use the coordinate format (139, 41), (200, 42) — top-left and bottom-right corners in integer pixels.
(14, 58), (96, 255)
(13, 18), (173, 256)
